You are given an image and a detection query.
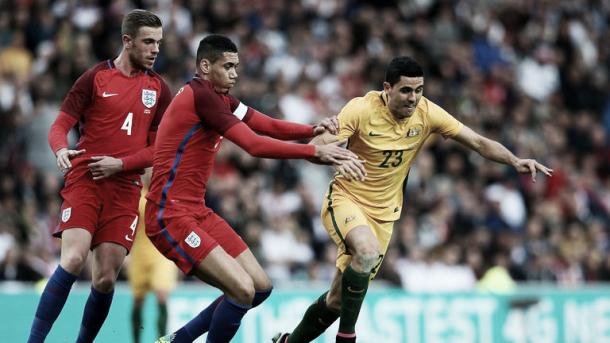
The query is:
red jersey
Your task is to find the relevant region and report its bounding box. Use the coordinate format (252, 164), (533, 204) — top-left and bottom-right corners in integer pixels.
(148, 77), (253, 209)
(148, 77), (316, 211)
(59, 60), (171, 180)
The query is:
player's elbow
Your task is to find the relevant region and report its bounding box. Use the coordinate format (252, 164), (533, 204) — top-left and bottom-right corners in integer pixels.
(244, 143), (266, 158)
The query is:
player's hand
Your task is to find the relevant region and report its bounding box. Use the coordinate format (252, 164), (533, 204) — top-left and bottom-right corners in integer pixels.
(88, 156), (124, 180)
(314, 140), (359, 164)
(56, 148), (86, 172)
(313, 116), (339, 136)
(513, 158), (553, 183)
(335, 158), (367, 181)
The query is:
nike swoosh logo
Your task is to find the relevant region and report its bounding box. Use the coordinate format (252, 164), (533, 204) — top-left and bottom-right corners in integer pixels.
(347, 286), (366, 294)
(102, 92), (118, 97)
(125, 235), (133, 242)
(368, 131), (382, 136)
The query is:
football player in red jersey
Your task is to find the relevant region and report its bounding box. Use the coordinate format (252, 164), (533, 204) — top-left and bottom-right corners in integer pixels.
(27, 9), (172, 343)
(146, 34), (365, 343)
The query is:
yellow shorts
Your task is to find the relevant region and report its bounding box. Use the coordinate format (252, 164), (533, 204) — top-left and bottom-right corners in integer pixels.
(127, 237), (178, 299)
(321, 184), (395, 279)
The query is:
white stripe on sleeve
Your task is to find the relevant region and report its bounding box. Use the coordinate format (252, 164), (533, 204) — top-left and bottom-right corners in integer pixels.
(233, 102), (248, 120)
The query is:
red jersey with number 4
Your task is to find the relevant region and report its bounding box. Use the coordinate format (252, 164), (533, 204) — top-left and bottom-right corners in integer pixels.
(60, 60), (171, 181)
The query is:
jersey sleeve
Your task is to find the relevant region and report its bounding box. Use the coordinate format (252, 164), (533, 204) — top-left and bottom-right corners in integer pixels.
(229, 95), (314, 139)
(244, 109), (315, 140)
(227, 94), (254, 122)
(193, 87), (243, 134)
(150, 78), (172, 131)
(426, 98), (463, 138)
(59, 67), (97, 120)
(336, 98), (363, 140)
(48, 111), (78, 153)
(224, 122), (315, 159)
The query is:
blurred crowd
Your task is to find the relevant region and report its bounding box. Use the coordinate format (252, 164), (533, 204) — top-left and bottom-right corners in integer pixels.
(1, 0), (610, 291)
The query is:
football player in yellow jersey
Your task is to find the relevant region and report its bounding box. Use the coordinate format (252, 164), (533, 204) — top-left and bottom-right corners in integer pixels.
(127, 169), (178, 343)
(273, 56), (553, 343)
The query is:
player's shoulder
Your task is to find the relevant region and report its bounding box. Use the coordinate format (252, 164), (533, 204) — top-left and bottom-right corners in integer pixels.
(91, 60), (114, 73)
(143, 69), (171, 91)
(189, 77), (229, 105)
(417, 96), (442, 115)
(80, 60), (113, 78)
(69, 60), (113, 88)
(146, 69), (168, 84)
(342, 91), (382, 117)
(188, 77), (214, 95)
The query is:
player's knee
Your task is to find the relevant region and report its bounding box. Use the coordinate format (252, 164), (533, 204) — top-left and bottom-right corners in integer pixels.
(353, 249), (380, 273)
(227, 276), (255, 305)
(257, 274), (273, 291)
(60, 252), (87, 274)
(92, 273), (118, 293)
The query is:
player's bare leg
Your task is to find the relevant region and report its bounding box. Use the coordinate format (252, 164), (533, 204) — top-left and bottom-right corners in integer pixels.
(235, 248), (273, 291)
(193, 246), (255, 304)
(75, 242), (127, 343)
(91, 243), (127, 292)
(325, 268), (344, 312)
(27, 228), (91, 343)
(60, 228), (93, 274)
(236, 248), (274, 302)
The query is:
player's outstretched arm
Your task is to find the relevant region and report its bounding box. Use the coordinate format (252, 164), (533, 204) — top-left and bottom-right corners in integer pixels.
(308, 131), (366, 181)
(452, 125), (553, 182)
(224, 121), (358, 163)
(244, 110), (338, 140)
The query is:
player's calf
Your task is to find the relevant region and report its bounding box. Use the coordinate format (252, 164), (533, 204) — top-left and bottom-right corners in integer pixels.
(337, 265), (371, 343)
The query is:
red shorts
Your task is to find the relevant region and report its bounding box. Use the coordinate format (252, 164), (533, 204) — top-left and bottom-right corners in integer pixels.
(145, 201), (248, 274)
(55, 174), (141, 251)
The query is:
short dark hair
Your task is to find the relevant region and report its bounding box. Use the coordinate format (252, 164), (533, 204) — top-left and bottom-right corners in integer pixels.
(196, 34), (238, 65)
(385, 56), (424, 85)
(121, 9), (162, 38)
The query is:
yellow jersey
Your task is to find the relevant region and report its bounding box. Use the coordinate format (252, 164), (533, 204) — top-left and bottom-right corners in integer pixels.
(130, 187), (165, 261)
(333, 91), (463, 221)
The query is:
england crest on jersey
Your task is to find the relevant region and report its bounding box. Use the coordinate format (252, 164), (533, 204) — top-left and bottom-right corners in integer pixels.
(62, 207), (71, 223)
(185, 231), (201, 248)
(142, 89), (157, 108)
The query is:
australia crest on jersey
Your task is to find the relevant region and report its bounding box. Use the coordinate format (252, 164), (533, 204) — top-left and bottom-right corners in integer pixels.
(407, 126), (422, 137)
(142, 89), (157, 108)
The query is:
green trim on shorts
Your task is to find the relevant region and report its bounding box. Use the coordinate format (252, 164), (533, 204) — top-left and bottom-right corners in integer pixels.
(326, 181), (347, 248)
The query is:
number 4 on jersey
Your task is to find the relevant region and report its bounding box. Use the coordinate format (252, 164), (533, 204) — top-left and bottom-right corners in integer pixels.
(121, 112), (133, 135)
(125, 215), (138, 242)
